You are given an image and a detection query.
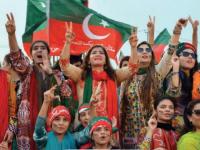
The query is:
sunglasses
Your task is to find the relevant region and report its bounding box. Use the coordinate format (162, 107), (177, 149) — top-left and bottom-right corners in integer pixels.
(137, 47), (152, 53)
(180, 51), (196, 59)
(192, 109), (200, 116)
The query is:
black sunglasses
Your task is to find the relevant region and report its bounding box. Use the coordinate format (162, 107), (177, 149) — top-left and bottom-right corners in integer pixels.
(137, 47), (152, 53)
(181, 51), (196, 59)
(192, 109), (200, 116)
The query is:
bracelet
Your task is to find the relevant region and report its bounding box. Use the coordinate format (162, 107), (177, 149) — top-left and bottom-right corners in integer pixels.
(59, 58), (69, 67)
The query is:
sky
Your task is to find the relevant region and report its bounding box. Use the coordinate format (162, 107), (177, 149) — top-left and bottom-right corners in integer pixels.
(0, 0), (200, 63)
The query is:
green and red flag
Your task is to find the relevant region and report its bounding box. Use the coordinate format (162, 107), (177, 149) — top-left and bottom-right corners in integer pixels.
(22, 0), (134, 59)
(153, 28), (171, 62)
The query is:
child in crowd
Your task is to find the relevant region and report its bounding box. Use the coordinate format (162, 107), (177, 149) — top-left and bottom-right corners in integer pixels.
(74, 103), (91, 132)
(33, 86), (91, 149)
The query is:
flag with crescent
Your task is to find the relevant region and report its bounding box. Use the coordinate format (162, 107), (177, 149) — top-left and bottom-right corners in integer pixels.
(22, 0), (134, 59)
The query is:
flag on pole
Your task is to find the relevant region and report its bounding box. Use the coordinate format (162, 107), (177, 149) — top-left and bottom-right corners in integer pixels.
(22, 0), (134, 59)
(153, 28), (171, 62)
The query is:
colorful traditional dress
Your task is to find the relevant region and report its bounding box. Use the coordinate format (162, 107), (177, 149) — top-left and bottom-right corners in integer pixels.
(8, 50), (74, 150)
(60, 59), (137, 128)
(120, 49), (181, 149)
(139, 122), (179, 150)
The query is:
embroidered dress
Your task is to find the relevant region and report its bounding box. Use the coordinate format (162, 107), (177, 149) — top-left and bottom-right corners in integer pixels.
(120, 44), (182, 149)
(9, 50), (73, 150)
(120, 69), (181, 149)
(120, 72), (162, 149)
(139, 122), (179, 150)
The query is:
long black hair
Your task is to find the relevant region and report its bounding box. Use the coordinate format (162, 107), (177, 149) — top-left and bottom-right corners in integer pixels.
(81, 45), (116, 80)
(153, 95), (177, 110)
(137, 41), (160, 112)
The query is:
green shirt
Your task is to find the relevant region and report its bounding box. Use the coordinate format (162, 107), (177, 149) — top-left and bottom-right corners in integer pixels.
(178, 131), (200, 150)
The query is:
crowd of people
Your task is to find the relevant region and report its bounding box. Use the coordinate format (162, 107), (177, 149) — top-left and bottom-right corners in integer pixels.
(0, 12), (200, 150)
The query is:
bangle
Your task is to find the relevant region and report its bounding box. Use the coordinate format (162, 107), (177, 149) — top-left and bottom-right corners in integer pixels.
(59, 58), (69, 67)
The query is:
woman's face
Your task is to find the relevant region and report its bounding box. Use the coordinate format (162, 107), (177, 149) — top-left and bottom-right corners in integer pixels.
(31, 42), (49, 64)
(89, 47), (106, 67)
(156, 99), (175, 123)
(137, 44), (152, 66)
(179, 49), (196, 70)
(52, 115), (70, 135)
(188, 103), (200, 130)
(121, 60), (129, 68)
(92, 125), (111, 147)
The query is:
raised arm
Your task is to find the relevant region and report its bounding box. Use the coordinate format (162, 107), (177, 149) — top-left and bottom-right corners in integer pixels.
(38, 86), (59, 118)
(147, 16), (155, 47)
(5, 13), (19, 52)
(188, 16), (199, 49)
(156, 18), (186, 79)
(164, 53), (181, 97)
(33, 86), (59, 149)
(59, 22), (82, 82)
(171, 53), (180, 88)
(115, 29), (138, 83)
(139, 112), (157, 150)
(5, 13), (31, 75)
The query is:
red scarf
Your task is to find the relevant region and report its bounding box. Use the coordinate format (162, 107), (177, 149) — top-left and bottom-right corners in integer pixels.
(92, 71), (118, 124)
(29, 72), (39, 150)
(0, 70), (9, 142)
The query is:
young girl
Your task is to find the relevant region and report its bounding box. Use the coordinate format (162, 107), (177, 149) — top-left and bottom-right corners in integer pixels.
(33, 86), (77, 149)
(34, 86), (96, 150)
(88, 116), (118, 149)
(74, 103), (91, 132)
